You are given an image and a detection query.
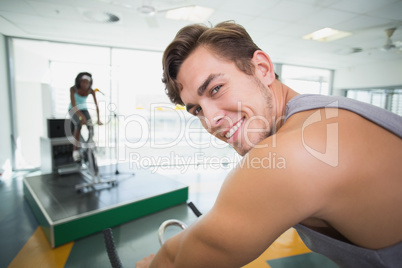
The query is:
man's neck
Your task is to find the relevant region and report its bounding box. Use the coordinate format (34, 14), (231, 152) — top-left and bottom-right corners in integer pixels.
(270, 79), (299, 130)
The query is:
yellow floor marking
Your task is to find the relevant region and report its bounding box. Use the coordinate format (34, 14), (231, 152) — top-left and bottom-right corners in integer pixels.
(9, 227), (308, 267)
(8, 227), (73, 268)
(243, 228), (311, 268)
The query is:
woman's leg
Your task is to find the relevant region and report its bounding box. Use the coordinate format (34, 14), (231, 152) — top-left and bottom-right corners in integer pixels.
(73, 128), (80, 151)
(70, 109), (83, 161)
(81, 110), (93, 144)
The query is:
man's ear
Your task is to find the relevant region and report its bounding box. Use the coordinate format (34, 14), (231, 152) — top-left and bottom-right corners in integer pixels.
(252, 50), (276, 85)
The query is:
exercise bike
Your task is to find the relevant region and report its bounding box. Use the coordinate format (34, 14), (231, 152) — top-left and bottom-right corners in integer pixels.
(103, 202), (202, 268)
(69, 120), (118, 193)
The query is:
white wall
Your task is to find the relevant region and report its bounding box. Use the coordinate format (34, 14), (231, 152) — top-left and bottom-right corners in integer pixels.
(333, 58), (402, 95)
(11, 40), (55, 169)
(0, 37), (52, 171)
(14, 81), (46, 168)
(0, 34), (12, 171)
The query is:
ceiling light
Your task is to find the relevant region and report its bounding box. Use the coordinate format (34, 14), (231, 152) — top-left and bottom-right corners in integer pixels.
(303, 27), (351, 42)
(165, 6), (214, 23)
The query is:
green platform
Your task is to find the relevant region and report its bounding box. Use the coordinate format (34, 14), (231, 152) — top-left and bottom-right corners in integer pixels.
(23, 165), (188, 248)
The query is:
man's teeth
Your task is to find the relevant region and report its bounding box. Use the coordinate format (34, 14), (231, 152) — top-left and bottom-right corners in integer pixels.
(225, 118), (244, 139)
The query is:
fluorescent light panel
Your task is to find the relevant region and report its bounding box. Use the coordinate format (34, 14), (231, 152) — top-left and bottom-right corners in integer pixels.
(303, 27), (351, 42)
(166, 6), (214, 22)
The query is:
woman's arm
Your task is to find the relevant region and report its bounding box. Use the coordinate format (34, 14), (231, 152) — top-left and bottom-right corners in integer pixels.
(91, 90), (103, 125)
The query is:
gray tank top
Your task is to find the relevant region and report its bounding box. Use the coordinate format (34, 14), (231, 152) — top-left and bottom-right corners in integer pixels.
(285, 94), (402, 267)
(285, 94), (402, 138)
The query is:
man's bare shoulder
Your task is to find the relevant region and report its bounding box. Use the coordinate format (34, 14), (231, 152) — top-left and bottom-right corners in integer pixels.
(210, 108), (402, 250)
(213, 120), (336, 225)
(248, 109), (343, 183)
(275, 107), (402, 171)
(227, 108), (363, 212)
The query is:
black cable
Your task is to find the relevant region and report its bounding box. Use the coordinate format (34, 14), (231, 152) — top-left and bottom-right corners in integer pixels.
(103, 228), (123, 268)
(187, 202), (203, 217)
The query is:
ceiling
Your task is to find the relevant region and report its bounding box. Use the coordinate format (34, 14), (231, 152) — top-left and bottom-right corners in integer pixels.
(1, 0), (402, 70)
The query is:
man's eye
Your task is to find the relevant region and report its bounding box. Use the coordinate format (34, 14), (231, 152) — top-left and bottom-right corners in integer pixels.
(211, 85), (222, 95)
(194, 106), (202, 115)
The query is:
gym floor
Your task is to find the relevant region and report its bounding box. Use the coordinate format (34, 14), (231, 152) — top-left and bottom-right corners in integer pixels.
(1, 163), (337, 268)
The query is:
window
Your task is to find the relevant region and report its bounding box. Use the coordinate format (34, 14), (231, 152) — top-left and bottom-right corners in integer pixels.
(11, 39), (111, 169)
(9, 39), (335, 170)
(281, 65), (332, 95)
(345, 87), (402, 116)
(10, 38), (236, 170)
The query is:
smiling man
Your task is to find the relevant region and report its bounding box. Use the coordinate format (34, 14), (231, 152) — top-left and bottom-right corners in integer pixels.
(136, 21), (402, 268)
(178, 46), (284, 156)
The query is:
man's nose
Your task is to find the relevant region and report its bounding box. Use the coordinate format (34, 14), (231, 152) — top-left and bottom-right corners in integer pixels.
(200, 104), (225, 132)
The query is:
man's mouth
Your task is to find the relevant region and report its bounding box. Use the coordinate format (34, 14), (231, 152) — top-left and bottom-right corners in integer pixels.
(225, 118), (245, 139)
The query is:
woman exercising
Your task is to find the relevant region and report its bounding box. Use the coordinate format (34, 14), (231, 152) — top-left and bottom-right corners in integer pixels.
(68, 72), (102, 162)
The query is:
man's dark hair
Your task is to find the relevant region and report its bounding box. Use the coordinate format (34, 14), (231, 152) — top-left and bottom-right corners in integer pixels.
(162, 21), (278, 106)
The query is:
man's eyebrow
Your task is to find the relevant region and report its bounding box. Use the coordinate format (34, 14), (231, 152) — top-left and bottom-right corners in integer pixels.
(197, 73), (222, 96)
(185, 73), (223, 113)
(186, 103), (194, 113)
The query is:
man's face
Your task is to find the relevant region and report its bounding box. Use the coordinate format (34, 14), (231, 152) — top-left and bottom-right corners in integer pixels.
(178, 47), (276, 156)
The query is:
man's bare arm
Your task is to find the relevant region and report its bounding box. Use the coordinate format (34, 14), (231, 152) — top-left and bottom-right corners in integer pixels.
(147, 140), (327, 267)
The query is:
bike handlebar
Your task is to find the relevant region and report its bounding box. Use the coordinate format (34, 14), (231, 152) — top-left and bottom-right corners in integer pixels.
(103, 202), (203, 267)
